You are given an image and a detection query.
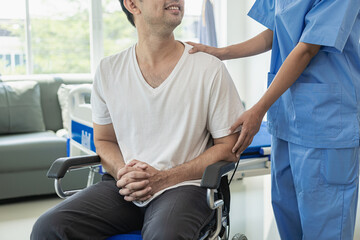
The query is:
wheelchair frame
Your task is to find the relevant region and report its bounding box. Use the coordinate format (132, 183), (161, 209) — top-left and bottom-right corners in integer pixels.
(47, 155), (238, 240)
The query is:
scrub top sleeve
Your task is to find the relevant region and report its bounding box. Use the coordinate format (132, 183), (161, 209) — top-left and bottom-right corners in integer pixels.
(248, 0), (275, 30)
(300, 0), (360, 53)
(91, 65), (112, 125)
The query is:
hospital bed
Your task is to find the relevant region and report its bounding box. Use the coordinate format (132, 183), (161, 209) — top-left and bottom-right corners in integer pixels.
(47, 85), (271, 240)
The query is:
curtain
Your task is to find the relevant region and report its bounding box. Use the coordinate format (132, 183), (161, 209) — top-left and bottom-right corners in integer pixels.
(198, 0), (218, 47)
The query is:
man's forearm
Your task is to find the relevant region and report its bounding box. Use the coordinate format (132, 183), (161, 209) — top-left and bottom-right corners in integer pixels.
(95, 140), (125, 180)
(117, 134), (239, 201)
(159, 135), (239, 189)
(221, 29), (273, 60)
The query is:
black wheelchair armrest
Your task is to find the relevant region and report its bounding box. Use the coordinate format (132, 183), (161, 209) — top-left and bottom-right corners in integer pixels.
(47, 155), (101, 179)
(47, 155), (101, 198)
(200, 160), (235, 189)
(200, 160), (236, 239)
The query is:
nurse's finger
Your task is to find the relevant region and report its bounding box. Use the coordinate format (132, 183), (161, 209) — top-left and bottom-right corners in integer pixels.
(186, 41), (209, 54)
(232, 131), (246, 154)
(236, 136), (254, 158)
(236, 148), (242, 159)
(186, 41), (196, 47)
(188, 44), (199, 54)
(229, 118), (244, 134)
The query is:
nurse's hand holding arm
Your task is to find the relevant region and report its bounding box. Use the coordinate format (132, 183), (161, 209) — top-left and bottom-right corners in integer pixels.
(187, 29), (273, 60)
(230, 42), (321, 157)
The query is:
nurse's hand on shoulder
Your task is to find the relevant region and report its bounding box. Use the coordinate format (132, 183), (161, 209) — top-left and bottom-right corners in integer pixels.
(187, 42), (225, 60)
(229, 106), (264, 158)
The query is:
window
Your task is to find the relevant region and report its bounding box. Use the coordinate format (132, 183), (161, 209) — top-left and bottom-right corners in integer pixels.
(0, 0), (26, 75)
(0, 0), (204, 76)
(175, 0), (203, 42)
(29, 0), (90, 74)
(102, 0), (137, 57)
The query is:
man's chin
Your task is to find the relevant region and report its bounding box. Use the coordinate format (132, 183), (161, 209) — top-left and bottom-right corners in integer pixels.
(169, 19), (182, 29)
(167, 14), (183, 26)
(150, 18), (183, 35)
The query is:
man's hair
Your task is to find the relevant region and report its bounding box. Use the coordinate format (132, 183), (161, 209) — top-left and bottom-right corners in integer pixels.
(119, 0), (136, 27)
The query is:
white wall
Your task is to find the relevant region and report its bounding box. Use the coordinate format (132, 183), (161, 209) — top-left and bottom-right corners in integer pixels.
(214, 0), (270, 109)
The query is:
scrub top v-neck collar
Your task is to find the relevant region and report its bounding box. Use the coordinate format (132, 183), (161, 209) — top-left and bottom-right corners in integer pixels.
(132, 42), (188, 94)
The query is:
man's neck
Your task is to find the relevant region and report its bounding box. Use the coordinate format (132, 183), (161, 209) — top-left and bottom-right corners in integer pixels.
(136, 33), (182, 67)
(133, 29), (185, 88)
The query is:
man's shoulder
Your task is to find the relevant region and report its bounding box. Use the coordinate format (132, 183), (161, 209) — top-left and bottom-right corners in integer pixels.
(184, 43), (223, 71)
(99, 45), (134, 70)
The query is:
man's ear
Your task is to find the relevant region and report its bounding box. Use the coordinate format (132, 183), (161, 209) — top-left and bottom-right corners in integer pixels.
(123, 0), (141, 15)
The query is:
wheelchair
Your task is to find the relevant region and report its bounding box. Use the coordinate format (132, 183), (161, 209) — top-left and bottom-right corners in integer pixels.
(47, 155), (248, 240)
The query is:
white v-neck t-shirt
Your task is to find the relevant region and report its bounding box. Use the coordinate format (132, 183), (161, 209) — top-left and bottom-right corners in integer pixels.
(91, 42), (244, 206)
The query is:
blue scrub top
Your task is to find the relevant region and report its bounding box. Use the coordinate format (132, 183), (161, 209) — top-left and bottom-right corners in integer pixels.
(248, 0), (360, 148)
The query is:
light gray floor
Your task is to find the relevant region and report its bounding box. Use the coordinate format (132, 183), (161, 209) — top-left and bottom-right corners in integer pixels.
(0, 196), (62, 240)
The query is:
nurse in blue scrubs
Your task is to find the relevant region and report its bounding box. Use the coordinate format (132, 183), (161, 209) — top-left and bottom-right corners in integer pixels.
(189, 0), (360, 239)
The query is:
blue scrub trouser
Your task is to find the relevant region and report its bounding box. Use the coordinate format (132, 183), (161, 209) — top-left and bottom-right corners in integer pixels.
(271, 137), (359, 240)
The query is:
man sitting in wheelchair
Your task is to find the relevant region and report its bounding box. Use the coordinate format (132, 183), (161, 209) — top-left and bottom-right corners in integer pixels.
(31, 0), (244, 239)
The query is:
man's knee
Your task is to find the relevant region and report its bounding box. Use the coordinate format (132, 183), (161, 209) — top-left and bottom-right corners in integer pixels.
(142, 213), (206, 240)
(31, 210), (66, 240)
(142, 225), (192, 240)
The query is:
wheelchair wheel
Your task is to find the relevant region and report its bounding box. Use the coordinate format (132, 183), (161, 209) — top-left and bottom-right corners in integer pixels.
(232, 233), (248, 240)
